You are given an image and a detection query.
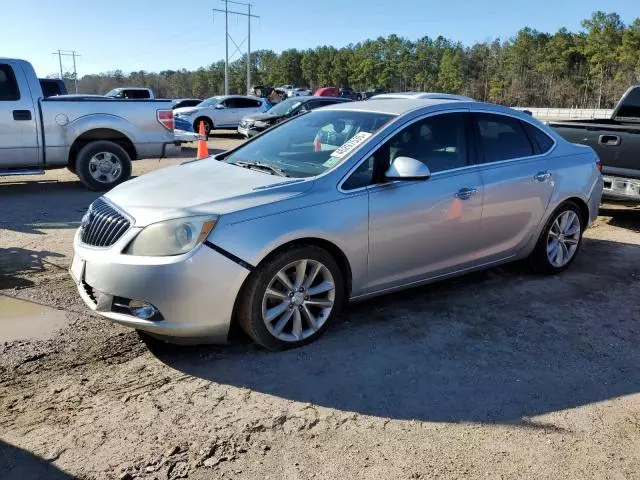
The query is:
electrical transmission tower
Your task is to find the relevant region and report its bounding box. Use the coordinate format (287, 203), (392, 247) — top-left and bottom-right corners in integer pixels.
(213, 1), (259, 95)
(52, 50), (81, 93)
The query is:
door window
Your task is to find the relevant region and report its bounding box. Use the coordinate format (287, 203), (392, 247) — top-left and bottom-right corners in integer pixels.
(234, 98), (262, 108)
(222, 98), (240, 108)
(342, 112), (469, 190)
(474, 113), (534, 163)
(0, 65), (20, 101)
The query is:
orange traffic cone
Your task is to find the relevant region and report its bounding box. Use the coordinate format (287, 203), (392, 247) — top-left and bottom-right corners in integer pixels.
(197, 121), (209, 159)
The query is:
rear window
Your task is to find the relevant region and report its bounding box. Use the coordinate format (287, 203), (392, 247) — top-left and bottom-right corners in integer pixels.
(615, 88), (640, 119)
(0, 64), (20, 101)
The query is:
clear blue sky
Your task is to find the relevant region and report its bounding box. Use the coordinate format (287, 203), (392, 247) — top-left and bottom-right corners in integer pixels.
(5, 0), (639, 77)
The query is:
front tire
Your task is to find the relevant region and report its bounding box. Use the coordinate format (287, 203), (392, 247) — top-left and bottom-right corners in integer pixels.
(529, 201), (584, 274)
(194, 117), (213, 137)
(75, 140), (132, 191)
(237, 245), (345, 350)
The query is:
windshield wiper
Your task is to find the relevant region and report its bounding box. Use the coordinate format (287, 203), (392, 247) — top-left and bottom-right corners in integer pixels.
(231, 161), (289, 177)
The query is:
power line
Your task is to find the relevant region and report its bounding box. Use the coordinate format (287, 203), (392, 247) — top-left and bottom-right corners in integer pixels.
(213, 1), (259, 95)
(52, 50), (81, 93)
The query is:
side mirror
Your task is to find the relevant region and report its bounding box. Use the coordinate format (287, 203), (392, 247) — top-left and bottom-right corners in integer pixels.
(215, 104), (225, 109)
(385, 156), (431, 181)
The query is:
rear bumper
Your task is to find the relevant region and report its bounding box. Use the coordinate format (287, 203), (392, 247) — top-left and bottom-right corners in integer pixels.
(602, 175), (640, 203)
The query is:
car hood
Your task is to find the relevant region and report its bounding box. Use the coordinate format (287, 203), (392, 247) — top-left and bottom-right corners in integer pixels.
(242, 112), (281, 122)
(173, 106), (201, 115)
(104, 158), (310, 226)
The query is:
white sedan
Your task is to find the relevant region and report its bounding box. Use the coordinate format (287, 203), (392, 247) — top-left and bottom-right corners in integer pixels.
(174, 95), (268, 135)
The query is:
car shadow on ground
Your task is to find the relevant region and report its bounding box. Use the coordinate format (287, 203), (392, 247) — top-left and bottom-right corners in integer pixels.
(0, 440), (73, 479)
(600, 204), (640, 233)
(150, 238), (640, 425)
(176, 146), (228, 159)
(0, 247), (66, 290)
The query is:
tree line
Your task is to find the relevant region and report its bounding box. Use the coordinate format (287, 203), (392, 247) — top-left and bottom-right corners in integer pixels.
(64, 11), (639, 108)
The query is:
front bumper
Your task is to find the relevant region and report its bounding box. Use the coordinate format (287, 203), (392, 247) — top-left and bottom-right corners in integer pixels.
(71, 228), (251, 342)
(237, 126), (258, 138)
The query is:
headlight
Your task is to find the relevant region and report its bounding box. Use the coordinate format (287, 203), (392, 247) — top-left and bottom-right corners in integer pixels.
(254, 120), (270, 128)
(125, 216), (218, 256)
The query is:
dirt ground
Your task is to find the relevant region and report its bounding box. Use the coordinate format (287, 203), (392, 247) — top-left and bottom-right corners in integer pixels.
(1, 133), (639, 479)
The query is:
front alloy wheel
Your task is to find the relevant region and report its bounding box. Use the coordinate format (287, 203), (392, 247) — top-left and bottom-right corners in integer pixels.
(237, 245), (344, 350)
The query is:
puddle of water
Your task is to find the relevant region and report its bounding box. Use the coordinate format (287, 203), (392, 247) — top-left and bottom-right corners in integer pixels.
(0, 295), (68, 342)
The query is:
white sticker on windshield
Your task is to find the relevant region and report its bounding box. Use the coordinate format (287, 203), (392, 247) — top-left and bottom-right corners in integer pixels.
(330, 131), (373, 158)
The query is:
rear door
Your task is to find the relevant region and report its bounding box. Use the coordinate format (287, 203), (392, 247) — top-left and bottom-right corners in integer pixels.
(471, 111), (555, 260)
(0, 62), (40, 167)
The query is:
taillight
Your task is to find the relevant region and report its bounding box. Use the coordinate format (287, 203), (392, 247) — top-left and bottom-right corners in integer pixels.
(157, 109), (174, 131)
(596, 157), (602, 173)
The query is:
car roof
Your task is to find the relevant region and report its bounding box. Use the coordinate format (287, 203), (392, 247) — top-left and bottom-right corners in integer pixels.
(374, 92), (475, 101)
(321, 98), (470, 115)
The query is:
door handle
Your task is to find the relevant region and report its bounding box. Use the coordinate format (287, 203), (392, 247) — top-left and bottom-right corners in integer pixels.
(13, 110), (32, 121)
(454, 187), (478, 200)
(598, 134), (621, 146)
(534, 171), (552, 182)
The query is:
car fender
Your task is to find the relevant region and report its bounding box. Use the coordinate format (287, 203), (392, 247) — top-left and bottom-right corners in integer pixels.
(64, 113), (140, 146)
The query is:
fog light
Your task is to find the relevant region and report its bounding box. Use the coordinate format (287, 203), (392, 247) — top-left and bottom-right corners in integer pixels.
(129, 300), (158, 320)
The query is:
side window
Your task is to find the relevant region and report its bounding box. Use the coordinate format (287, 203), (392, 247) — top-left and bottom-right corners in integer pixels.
(0, 65), (20, 101)
(521, 121), (554, 154)
(222, 98), (239, 108)
(386, 112), (469, 173)
(474, 113), (534, 163)
(235, 98), (261, 108)
(615, 88), (640, 119)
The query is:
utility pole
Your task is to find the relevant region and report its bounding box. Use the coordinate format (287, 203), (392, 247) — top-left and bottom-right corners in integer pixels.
(52, 50), (81, 93)
(213, 1), (259, 95)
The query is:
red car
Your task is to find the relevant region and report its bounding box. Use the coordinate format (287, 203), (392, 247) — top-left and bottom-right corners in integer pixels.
(314, 87), (339, 97)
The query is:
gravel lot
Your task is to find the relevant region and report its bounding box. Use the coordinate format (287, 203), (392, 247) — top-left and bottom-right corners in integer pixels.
(1, 132), (639, 479)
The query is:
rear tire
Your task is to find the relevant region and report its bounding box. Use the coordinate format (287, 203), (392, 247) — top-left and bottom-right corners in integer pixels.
(75, 140), (132, 191)
(237, 245), (345, 350)
(529, 201), (584, 274)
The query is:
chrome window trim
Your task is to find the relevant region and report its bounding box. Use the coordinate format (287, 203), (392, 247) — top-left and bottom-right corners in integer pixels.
(337, 107), (558, 194)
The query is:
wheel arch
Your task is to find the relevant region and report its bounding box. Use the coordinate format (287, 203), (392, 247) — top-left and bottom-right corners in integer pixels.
(193, 115), (213, 132)
(68, 129), (136, 170)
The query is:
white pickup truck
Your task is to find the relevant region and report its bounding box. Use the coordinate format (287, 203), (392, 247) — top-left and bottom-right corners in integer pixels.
(0, 58), (179, 190)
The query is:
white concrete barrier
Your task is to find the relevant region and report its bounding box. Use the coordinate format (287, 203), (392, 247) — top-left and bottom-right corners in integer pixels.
(513, 107), (613, 120)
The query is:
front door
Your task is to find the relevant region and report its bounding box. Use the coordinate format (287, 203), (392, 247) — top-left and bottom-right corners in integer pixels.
(363, 112), (485, 293)
(470, 112), (555, 259)
(219, 98), (240, 127)
(0, 62), (40, 167)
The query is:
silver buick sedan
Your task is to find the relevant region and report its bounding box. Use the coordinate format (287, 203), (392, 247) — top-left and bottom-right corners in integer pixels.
(71, 99), (603, 350)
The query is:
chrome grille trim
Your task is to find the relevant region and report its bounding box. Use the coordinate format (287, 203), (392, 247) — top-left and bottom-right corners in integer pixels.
(80, 198), (131, 247)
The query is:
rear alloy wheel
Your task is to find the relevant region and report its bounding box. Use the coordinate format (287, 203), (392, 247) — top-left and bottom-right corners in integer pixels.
(237, 246), (344, 350)
(76, 140), (132, 191)
(530, 202), (584, 274)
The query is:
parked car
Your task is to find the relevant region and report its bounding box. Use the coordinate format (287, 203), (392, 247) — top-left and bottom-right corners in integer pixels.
(361, 88), (386, 100)
(315, 87), (339, 97)
(374, 92), (475, 101)
(71, 98), (602, 350)
(339, 87), (361, 101)
(173, 95), (268, 134)
(0, 59), (178, 190)
(105, 87), (155, 99)
(548, 84), (640, 203)
(290, 88), (312, 97)
(39, 78), (68, 97)
(238, 96), (351, 138)
(172, 98), (202, 110)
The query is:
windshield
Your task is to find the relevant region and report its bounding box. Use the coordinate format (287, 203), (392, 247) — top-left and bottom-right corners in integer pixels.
(224, 110), (394, 178)
(105, 88), (121, 97)
(199, 96), (223, 108)
(268, 98), (303, 116)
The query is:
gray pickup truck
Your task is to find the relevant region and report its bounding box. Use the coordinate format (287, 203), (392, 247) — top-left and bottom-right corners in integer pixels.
(549, 85), (640, 203)
(0, 58), (179, 190)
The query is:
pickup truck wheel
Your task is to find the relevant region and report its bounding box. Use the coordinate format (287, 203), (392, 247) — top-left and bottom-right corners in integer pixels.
(194, 117), (213, 137)
(76, 140), (132, 191)
(530, 201), (584, 274)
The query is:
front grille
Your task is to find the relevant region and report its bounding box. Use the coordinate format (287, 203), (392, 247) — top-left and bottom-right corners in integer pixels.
(80, 198), (130, 247)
